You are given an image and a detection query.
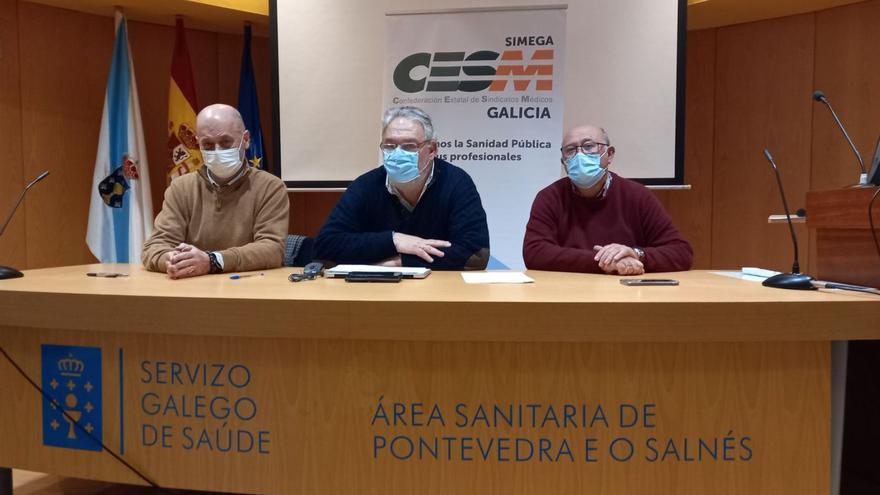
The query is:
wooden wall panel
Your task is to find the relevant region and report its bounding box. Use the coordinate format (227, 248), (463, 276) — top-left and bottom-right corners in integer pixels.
(655, 29), (716, 269)
(18, 2), (113, 269)
(288, 191), (343, 238)
(813, 0), (880, 191)
(711, 14), (815, 271)
(0, 0), (27, 271)
(288, 193), (309, 238)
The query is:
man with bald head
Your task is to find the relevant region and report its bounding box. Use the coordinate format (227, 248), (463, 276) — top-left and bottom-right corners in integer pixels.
(523, 125), (692, 275)
(142, 103), (289, 278)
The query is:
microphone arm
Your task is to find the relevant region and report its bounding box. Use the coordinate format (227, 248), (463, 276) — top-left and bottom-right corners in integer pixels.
(763, 149), (800, 274)
(0, 171), (50, 237)
(813, 90), (866, 175)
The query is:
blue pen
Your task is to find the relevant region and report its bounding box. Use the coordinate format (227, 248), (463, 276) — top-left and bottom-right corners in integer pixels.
(230, 273), (264, 280)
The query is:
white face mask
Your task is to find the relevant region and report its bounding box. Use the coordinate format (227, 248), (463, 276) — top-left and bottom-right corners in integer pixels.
(202, 134), (244, 181)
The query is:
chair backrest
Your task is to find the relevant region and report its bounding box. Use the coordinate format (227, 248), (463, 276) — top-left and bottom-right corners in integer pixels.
(283, 234), (315, 267)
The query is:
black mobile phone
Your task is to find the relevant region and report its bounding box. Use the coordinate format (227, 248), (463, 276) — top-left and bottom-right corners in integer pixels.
(345, 272), (403, 283)
(620, 278), (679, 286)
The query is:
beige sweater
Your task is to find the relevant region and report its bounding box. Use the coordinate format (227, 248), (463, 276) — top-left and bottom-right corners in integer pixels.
(142, 167), (289, 273)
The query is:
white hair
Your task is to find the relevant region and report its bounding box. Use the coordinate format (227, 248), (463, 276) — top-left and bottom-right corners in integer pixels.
(382, 106), (435, 140)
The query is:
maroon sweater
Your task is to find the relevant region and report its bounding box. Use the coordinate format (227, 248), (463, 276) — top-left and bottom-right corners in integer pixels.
(523, 173), (693, 273)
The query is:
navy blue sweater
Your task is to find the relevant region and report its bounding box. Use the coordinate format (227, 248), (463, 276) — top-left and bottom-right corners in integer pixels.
(315, 159), (490, 270)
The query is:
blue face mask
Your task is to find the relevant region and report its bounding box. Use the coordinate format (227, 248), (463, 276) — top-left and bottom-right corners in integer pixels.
(566, 151), (607, 189)
(383, 147), (421, 183)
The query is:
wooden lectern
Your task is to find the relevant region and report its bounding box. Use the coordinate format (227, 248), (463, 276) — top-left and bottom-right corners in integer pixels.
(806, 186), (880, 287)
(807, 186), (880, 493)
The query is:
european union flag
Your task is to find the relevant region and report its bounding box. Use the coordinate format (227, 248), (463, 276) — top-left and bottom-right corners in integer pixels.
(238, 23), (265, 170)
(41, 344), (103, 452)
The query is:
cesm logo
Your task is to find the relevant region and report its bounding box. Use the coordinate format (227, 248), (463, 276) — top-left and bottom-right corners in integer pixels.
(392, 36), (555, 94)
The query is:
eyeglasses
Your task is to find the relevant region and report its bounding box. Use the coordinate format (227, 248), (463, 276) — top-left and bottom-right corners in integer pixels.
(560, 140), (609, 159)
(379, 141), (430, 153)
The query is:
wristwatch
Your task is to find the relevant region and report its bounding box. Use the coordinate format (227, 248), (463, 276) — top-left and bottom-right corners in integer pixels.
(633, 247), (646, 261)
(208, 252), (223, 274)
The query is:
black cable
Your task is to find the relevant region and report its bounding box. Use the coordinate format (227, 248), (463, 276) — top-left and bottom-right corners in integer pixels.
(0, 345), (178, 494)
(822, 282), (880, 296)
(870, 186), (880, 263)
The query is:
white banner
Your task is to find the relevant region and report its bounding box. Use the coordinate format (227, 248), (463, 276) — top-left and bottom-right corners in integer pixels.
(384, 7), (566, 269)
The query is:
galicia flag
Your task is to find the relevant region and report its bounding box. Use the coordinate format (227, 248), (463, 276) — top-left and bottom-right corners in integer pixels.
(86, 11), (152, 263)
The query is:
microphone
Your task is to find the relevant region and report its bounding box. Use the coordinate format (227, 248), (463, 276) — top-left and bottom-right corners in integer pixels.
(0, 170), (50, 280)
(813, 90), (867, 184)
(761, 150), (815, 290)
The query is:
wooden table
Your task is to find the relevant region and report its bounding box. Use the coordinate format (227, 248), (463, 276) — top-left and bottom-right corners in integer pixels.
(0, 265), (877, 495)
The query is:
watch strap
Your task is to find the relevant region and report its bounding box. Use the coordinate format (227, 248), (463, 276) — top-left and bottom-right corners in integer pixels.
(208, 251), (223, 274)
(633, 247), (646, 261)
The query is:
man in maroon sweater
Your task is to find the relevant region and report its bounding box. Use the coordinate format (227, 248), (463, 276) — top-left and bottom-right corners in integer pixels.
(523, 125), (693, 275)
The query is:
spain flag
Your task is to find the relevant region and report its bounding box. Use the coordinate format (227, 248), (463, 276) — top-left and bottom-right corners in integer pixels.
(166, 16), (202, 183)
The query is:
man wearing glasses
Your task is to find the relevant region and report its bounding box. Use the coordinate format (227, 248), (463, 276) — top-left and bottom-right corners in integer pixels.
(522, 125), (692, 275)
(315, 106), (490, 269)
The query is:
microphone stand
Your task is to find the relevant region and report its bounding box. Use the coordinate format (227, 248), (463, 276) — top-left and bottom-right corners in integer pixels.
(758, 150), (878, 294)
(761, 150), (816, 290)
(813, 90), (868, 186)
(0, 171), (50, 279)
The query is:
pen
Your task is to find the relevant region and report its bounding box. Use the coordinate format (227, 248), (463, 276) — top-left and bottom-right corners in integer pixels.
(229, 273), (265, 280)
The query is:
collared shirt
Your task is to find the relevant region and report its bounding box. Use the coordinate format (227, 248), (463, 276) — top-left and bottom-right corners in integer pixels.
(571, 171), (613, 200)
(206, 163), (249, 188)
(385, 163), (436, 211)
